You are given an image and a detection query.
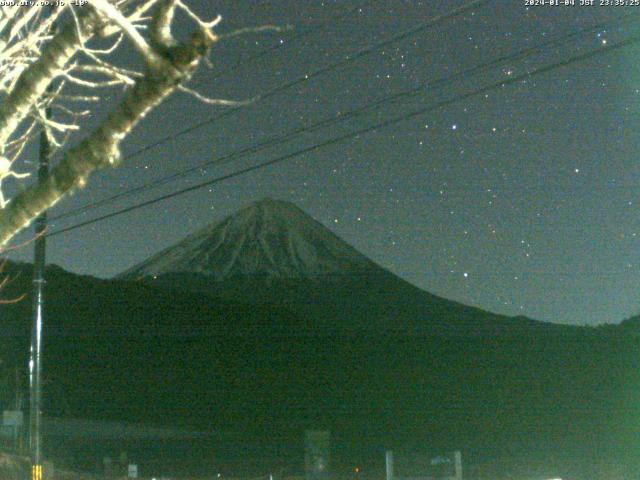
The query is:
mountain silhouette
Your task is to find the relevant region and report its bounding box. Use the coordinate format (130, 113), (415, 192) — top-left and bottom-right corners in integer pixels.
(0, 200), (635, 478)
(119, 198), (573, 337)
(120, 198), (376, 281)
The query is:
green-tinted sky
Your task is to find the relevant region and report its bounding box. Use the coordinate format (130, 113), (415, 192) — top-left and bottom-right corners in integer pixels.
(8, 0), (640, 326)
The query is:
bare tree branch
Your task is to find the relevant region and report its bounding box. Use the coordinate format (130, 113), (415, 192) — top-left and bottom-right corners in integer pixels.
(0, 8), (101, 153)
(88, 0), (164, 66)
(0, 18), (219, 244)
(177, 84), (255, 106)
(0, 0), (265, 247)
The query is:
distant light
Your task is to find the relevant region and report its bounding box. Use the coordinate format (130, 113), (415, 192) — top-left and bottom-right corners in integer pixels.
(452, 124), (457, 130)
(354, 467), (360, 473)
(463, 272), (469, 278)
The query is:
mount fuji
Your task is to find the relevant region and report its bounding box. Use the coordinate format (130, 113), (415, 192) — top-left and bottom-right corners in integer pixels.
(0, 200), (635, 477)
(120, 197), (376, 281)
(119, 198), (570, 336)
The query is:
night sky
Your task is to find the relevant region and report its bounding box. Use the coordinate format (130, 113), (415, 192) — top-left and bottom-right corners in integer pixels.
(7, 0), (640, 326)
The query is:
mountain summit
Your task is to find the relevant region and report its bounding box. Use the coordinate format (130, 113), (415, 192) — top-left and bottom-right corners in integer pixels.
(120, 198), (375, 281)
(120, 198), (567, 336)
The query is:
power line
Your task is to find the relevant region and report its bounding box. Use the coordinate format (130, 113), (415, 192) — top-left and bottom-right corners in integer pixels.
(130, 1), (366, 118)
(208, 1), (369, 82)
(50, 1), (378, 222)
(56, 0), (491, 183)
(50, 12), (639, 222)
(47, 31), (640, 238)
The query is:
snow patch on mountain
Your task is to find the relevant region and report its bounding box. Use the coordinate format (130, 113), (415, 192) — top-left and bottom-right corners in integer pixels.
(119, 198), (376, 281)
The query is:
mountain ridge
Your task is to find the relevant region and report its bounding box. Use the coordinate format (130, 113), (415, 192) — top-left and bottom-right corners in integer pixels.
(119, 197), (378, 282)
(0, 200), (635, 477)
(0, 260), (636, 477)
(118, 198), (583, 336)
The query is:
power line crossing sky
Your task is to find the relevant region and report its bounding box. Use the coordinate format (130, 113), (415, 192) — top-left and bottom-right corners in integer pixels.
(8, 0), (640, 326)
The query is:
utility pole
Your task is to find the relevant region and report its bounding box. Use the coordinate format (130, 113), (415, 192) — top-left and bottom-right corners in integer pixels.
(29, 90), (51, 480)
(29, 9), (57, 479)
